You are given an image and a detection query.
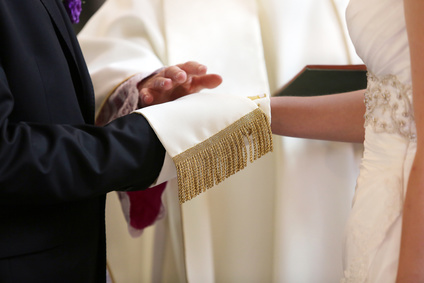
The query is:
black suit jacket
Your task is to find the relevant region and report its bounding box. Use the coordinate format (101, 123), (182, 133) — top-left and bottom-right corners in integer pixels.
(0, 0), (165, 282)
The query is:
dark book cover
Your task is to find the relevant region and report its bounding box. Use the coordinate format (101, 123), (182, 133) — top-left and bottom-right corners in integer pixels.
(275, 64), (367, 97)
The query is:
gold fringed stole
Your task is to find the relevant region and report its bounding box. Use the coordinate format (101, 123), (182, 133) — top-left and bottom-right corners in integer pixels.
(174, 108), (273, 204)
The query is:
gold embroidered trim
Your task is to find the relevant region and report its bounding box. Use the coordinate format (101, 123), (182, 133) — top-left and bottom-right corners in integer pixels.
(173, 108), (273, 204)
(95, 74), (139, 123)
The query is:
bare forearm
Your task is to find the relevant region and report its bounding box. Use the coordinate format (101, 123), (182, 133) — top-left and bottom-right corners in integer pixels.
(397, 157), (424, 282)
(396, 0), (424, 281)
(270, 90), (366, 143)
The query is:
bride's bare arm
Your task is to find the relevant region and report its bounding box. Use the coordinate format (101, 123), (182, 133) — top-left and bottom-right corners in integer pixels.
(270, 90), (366, 143)
(396, 0), (424, 282)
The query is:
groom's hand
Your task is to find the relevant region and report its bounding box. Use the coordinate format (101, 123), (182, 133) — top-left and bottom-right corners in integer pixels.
(137, 61), (223, 107)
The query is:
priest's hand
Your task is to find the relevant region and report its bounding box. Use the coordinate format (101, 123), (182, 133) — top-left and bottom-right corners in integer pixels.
(137, 61), (223, 107)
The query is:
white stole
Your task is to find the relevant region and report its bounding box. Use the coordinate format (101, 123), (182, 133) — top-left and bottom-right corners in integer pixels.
(160, 0), (272, 282)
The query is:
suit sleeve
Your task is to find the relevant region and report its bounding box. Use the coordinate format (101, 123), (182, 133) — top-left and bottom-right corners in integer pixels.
(0, 64), (166, 205)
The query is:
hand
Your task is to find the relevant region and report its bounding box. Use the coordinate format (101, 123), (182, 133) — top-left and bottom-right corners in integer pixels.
(137, 61), (223, 107)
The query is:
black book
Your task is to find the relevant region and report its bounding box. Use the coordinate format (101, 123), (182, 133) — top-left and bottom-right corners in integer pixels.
(275, 64), (367, 97)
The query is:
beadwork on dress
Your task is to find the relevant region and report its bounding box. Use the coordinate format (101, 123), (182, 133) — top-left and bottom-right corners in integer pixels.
(364, 73), (416, 141)
(341, 72), (416, 283)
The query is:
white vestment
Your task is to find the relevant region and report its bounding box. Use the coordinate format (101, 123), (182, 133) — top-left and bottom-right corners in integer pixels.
(79, 0), (363, 282)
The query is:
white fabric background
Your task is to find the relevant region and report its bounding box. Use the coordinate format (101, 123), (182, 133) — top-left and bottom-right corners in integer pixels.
(79, 0), (364, 282)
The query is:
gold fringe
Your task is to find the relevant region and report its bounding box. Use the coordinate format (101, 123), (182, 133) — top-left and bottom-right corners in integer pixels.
(173, 108), (273, 204)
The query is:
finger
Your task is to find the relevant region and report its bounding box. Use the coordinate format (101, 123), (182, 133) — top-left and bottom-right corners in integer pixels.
(150, 77), (173, 90)
(191, 74), (223, 90)
(178, 61), (207, 76)
(143, 93), (154, 106)
(163, 66), (187, 83)
(138, 88), (154, 107)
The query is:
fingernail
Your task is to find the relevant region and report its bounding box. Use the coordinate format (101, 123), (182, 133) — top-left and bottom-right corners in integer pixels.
(175, 72), (184, 80)
(156, 80), (165, 88)
(198, 65), (206, 72)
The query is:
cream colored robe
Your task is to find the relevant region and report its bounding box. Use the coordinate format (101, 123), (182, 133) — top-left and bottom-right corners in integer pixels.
(79, 0), (363, 282)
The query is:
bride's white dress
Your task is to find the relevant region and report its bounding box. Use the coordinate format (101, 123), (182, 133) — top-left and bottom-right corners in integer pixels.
(343, 0), (416, 282)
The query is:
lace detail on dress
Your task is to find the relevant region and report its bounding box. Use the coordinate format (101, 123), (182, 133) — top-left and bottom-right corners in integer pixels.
(341, 178), (403, 283)
(364, 73), (416, 141)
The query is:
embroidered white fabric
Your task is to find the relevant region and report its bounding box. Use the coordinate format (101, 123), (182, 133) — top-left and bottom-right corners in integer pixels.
(133, 92), (266, 187)
(364, 73), (416, 141)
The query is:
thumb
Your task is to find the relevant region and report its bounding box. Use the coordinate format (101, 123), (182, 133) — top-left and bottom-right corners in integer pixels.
(193, 74), (223, 89)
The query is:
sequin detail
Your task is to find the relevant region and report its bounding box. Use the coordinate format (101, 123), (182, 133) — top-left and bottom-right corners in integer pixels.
(364, 73), (416, 141)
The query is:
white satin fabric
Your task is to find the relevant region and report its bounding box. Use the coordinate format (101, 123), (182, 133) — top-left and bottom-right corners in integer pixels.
(346, 0), (411, 84)
(79, 0), (363, 282)
(135, 92), (264, 157)
(342, 129), (415, 283)
(342, 0), (415, 282)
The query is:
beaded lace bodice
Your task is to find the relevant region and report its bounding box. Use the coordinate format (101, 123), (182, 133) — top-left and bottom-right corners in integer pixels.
(347, 0), (413, 140)
(364, 73), (416, 141)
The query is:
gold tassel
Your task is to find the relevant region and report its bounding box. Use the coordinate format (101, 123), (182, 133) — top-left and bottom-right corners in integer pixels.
(173, 108), (273, 204)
